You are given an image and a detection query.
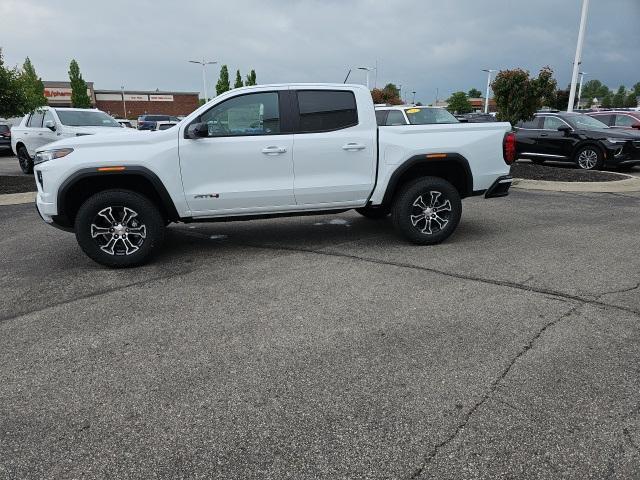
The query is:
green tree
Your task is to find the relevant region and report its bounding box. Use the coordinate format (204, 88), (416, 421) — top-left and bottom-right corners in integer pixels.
(0, 48), (28, 118)
(216, 65), (230, 95)
(624, 92), (638, 108)
(234, 69), (243, 89)
(446, 91), (473, 114)
(549, 86), (570, 110)
(612, 85), (626, 108)
(601, 92), (613, 108)
(19, 57), (47, 112)
(467, 88), (482, 98)
(68, 59), (91, 108)
(632, 82), (640, 98)
(491, 66), (557, 125)
(245, 69), (257, 86)
(581, 79), (610, 105)
(371, 84), (402, 105)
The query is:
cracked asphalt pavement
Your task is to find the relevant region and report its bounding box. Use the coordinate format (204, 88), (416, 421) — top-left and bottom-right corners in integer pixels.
(1, 188), (640, 479)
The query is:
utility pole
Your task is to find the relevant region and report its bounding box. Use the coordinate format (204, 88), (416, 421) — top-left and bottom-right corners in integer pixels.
(567, 0), (589, 112)
(121, 85), (126, 119)
(189, 58), (218, 103)
(482, 69), (497, 114)
(411, 91), (416, 104)
(576, 71), (587, 110)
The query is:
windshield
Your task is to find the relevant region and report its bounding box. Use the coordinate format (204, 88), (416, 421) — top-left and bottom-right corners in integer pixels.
(56, 110), (121, 127)
(568, 115), (608, 130)
(405, 108), (459, 125)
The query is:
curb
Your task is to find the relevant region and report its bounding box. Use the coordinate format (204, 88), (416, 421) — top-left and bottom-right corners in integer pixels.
(0, 191), (37, 206)
(512, 175), (640, 193)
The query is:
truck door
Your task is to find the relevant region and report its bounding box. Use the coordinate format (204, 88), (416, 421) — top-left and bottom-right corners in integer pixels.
(291, 89), (376, 206)
(178, 90), (295, 215)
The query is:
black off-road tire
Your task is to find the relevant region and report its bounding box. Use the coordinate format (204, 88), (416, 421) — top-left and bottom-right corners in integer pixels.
(355, 206), (390, 219)
(17, 146), (33, 174)
(392, 177), (462, 245)
(74, 190), (165, 268)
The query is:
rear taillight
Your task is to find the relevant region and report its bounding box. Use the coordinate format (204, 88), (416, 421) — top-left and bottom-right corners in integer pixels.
(503, 132), (516, 165)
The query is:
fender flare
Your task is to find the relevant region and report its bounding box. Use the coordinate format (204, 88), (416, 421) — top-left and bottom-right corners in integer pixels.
(381, 153), (473, 205)
(57, 166), (180, 221)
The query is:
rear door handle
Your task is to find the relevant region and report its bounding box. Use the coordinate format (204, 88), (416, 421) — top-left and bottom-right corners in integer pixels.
(342, 143), (366, 151)
(540, 133), (548, 137)
(261, 146), (287, 155)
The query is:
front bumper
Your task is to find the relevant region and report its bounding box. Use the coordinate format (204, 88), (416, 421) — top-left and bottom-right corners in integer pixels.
(604, 141), (640, 166)
(485, 175), (512, 198)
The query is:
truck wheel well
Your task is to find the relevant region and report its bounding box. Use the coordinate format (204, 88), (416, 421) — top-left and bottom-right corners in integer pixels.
(382, 156), (472, 206)
(58, 172), (178, 227)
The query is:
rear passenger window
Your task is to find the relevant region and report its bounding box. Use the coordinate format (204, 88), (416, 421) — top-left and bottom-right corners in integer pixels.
(375, 110), (388, 126)
(297, 90), (358, 133)
(615, 115), (636, 127)
(28, 111), (45, 128)
(386, 110), (406, 126)
(516, 118), (541, 129)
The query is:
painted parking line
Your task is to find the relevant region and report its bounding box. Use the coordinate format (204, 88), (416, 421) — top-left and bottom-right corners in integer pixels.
(0, 192), (36, 206)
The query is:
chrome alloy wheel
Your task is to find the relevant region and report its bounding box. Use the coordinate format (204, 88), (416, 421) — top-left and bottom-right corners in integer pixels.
(410, 191), (452, 235)
(577, 149), (598, 169)
(90, 206), (147, 255)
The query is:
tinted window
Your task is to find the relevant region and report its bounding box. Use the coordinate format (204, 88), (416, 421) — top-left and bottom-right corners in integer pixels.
(516, 118), (541, 129)
(142, 115), (169, 121)
(297, 90), (357, 133)
(375, 110), (388, 126)
(28, 111), (44, 128)
(386, 110), (407, 125)
(200, 92), (280, 137)
(56, 110), (120, 127)
(615, 114), (636, 127)
(590, 114), (612, 126)
(158, 123), (175, 130)
(0, 125), (9, 133)
(405, 108), (458, 125)
(568, 115), (608, 130)
(542, 116), (568, 130)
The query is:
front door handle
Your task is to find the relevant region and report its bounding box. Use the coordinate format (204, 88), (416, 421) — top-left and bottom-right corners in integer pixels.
(342, 143), (366, 151)
(540, 133), (548, 137)
(261, 146), (287, 155)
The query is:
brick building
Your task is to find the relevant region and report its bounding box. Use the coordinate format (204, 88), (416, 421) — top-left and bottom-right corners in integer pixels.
(95, 90), (200, 119)
(42, 81), (200, 119)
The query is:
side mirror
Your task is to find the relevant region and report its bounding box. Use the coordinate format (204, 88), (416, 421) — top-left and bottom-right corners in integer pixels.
(44, 120), (56, 131)
(632, 123), (640, 130)
(186, 122), (209, 139)
(557, 125), (572, 134)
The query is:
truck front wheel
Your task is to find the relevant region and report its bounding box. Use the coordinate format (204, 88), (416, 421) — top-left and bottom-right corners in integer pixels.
(74, 190), (165, 268)
(392, 177), (462, 245)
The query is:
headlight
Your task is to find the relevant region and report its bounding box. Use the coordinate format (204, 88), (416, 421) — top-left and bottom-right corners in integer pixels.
(33, 148), (74, 165)
(606, 138), (628, 144)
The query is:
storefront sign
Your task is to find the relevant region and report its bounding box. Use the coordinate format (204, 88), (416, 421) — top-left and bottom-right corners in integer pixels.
(149, 94), (174, 102)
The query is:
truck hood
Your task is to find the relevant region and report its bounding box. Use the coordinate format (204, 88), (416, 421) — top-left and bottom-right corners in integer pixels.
(35, 127), (167, 153)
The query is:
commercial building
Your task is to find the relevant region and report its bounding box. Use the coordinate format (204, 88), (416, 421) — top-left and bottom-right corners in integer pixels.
(42, 81), (200, 119)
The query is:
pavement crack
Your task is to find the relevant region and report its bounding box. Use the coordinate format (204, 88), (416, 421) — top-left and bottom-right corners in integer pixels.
(239, 242), (640, 317)
(597, 280), (640, 299)
(408, 304), (580, 479)
(0, 267), (194, 324)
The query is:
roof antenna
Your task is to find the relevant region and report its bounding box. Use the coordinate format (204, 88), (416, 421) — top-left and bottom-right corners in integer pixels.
(343, 69), (352, 84)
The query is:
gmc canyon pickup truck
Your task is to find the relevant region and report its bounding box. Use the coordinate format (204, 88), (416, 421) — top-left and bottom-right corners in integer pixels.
(33, 84), (515, 267)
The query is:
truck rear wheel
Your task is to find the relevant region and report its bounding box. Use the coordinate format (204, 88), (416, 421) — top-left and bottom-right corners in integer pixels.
(392, 177), (462, 245)
(74, 190), (165, 268)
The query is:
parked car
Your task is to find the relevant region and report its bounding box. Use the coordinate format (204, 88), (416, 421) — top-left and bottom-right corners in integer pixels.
(32, 84), (514, 267)
(375, 105), (459, 126)
(515, 112), (640, 170)
(0, 123), (11, 151)
(137, 115), (180, 130)
(455, 113), (497, 123)
(11, 107), (136, 174)
(587, 110), (640, 131)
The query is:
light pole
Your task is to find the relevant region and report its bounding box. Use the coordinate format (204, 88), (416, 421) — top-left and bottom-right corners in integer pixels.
(357, 66), (374, 90)
(567, 0), (589, 112)
(482, 69), (497, 114)
(121, 85), (126, 119)
(411, 91), (416, 104)
(435, 88), (439, 107)
(576, 71), (587, 109)
(189, 58), (218, 103)
(399, 84), (403, 102)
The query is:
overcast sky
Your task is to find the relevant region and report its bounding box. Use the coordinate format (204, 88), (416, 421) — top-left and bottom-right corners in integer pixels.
(1, 0), (638, 103)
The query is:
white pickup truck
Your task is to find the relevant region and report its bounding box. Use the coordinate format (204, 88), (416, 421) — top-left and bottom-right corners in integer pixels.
(32, 84), (515, 267)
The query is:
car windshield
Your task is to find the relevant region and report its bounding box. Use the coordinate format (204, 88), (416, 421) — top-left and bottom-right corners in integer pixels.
(56, 110), (121, 127)
(568, 115), (608, 130)
(405, 108), (459, 125)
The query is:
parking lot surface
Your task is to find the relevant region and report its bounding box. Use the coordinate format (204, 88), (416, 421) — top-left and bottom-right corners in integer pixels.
(1, 188), (640, 479)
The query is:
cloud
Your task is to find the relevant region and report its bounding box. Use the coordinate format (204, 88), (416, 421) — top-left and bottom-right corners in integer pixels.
(1, 0), (638, 103)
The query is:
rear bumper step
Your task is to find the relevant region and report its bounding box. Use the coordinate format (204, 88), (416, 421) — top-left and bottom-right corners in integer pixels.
(485, 175), (512, 198)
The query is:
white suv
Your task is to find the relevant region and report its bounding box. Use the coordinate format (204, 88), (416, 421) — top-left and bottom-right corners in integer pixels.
(11, 107), (134, 174)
